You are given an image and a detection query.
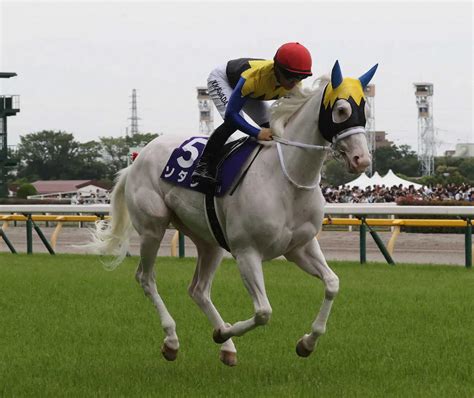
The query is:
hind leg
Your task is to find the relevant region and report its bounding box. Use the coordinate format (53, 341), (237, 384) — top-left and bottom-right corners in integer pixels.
(137, 232), (180, 361)
(129, 191), (179, 361)
(188, 240), (237, 366)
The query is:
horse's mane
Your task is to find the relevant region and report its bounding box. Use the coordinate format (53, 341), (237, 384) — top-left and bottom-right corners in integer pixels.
(270, 75), (330, 137)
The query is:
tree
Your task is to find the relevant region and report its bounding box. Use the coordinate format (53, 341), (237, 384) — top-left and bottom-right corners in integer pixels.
(125, 132), (160, 147)
(322, 158), (355, 186)
(76, 141), (108, 180)
(434, 156), (474, 183)
(99, 136), (129, 179)
(13, 130), (162, 182)
(16, 183), (37, 199)
(100, 133), (160, 179)
(458, 158), (474, 182)
(374, 144), (420, 177)
(16, 130), (82, 180)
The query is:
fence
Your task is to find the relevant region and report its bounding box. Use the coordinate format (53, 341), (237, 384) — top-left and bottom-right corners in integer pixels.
(0, 204), (472, 267)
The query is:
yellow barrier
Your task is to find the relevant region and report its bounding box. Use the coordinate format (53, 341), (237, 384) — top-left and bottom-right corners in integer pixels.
(322, 218), (469, 227)
(170, 231), (179, 257)
(0, 214), (111, 251)
(321, 217), (472, 260)
(0, 213), (471, 264)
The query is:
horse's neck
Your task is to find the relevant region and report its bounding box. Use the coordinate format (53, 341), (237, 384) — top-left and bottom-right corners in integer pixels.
(280, 93), (328, 187)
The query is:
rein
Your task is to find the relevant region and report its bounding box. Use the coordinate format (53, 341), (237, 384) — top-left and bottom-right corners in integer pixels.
(272, 127), (365, 190)
(273, 136), (330, 151)
(275, 141), (322, 190)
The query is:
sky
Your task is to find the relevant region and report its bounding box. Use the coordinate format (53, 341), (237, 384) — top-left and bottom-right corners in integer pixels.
(0, 0), (472, 155)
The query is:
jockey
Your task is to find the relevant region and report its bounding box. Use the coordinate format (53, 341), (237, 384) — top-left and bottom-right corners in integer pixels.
(192, 42), (313, 188)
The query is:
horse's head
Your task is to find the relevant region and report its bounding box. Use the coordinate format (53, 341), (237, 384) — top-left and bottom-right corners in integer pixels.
(318, 61), (378, 173)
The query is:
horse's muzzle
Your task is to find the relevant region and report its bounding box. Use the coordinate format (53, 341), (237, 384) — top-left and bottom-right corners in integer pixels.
(348, 153), (371, 174)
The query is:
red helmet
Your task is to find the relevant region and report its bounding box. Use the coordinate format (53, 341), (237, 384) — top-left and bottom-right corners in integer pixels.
(274, 42), (312, 76)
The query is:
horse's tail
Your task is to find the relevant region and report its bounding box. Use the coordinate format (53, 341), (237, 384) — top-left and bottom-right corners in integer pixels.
(88, 166), (134, 270)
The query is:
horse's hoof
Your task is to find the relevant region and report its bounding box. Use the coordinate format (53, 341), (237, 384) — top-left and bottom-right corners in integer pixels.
(220, 350), (237, 367)
(296, 338), (313, 358)
(213, 328), (229, 344)
(161, 344), (178, 361)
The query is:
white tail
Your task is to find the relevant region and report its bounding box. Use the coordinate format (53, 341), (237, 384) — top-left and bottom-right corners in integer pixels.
(87, 166), (135, 269)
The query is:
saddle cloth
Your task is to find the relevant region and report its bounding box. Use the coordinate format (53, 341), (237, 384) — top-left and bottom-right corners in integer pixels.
(160, 136), (260, 196)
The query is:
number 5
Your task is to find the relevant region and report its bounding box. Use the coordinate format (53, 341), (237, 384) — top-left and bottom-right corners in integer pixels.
(177, 137), (208, 169)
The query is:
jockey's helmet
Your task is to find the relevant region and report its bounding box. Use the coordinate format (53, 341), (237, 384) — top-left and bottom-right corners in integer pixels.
(274, 42), (312, 80)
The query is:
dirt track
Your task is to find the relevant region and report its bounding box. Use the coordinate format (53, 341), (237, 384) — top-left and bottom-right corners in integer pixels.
(0, 226), (469, 266)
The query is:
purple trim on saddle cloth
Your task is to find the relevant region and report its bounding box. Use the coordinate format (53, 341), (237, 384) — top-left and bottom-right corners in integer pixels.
(160, 136), (259, 197)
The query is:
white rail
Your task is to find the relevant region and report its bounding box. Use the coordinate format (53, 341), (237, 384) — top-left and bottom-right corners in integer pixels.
(0, 204), (473, 216)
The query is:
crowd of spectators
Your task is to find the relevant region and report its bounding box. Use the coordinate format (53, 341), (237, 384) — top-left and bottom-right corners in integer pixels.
(68, 184), (474, 205)
(323, 183), (474, 203)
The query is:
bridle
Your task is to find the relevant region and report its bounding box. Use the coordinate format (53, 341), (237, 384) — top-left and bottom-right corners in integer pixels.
(273, 126), (366, 190)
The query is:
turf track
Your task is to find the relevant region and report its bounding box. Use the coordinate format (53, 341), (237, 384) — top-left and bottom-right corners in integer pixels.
(0, 254), (472, 397)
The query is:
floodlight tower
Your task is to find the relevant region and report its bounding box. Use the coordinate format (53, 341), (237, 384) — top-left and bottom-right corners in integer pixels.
(414, 83), (435, 176)
(197, 87), (213, 135)
(0, 72), (20, 198)
(363, 84), (376, 176)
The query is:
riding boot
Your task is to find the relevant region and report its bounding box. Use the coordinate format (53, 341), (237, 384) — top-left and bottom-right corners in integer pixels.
(192, 121), (237, 187)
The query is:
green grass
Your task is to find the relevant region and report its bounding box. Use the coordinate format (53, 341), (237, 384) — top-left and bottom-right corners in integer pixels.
(0, 254), (473, 397)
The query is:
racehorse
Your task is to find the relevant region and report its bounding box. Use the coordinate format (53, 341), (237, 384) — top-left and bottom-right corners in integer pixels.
(88, 60), (377, 366)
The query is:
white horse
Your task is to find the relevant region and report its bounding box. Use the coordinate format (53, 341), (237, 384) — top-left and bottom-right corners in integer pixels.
(89, 61), (377, 366)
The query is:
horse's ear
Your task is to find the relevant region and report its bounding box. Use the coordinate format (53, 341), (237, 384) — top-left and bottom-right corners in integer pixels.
(331, 60), (343, 89)
(359, 64), (378, 88)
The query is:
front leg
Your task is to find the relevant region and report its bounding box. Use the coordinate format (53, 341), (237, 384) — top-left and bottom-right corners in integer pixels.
(214, 250), (272, 343)
(285, 238), (339, 357)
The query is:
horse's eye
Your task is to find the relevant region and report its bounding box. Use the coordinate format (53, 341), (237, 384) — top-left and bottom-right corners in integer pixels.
(332, 100), (352, 123)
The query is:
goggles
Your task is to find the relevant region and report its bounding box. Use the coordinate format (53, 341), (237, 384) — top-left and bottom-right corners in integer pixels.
(279, 67), (310, 83)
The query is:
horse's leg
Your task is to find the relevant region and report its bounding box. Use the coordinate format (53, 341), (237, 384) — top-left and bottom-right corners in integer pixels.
(137, 232), (180, 361)
(188, 241), (237, 366)
(213, 250), (272, 343)
(285, 238), (340, 358)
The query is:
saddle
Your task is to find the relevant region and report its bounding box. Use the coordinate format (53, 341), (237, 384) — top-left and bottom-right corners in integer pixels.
(161, 136), (263, 251)
(161, 136), (261, 196)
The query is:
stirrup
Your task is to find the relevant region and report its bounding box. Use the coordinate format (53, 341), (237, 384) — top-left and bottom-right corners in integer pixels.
(191, 167), (217, 185)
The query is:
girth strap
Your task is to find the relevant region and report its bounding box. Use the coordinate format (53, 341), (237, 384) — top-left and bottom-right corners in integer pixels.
(205, 193), (231, 252)
(203, 141), (263, 252)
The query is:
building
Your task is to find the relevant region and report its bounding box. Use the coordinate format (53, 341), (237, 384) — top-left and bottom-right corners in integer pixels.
(453, 143), (474, 157)
(28, 180), (112, 203)
(444, 143), (474, 158)
(444, 150), (456, 157)
(375, 131), (394, 149)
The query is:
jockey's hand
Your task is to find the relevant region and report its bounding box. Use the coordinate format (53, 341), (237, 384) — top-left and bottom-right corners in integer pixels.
(257, 128), (273, 141)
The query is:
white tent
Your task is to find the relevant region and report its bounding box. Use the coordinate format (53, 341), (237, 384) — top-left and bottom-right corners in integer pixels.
(369, 171), (384, 187)
(381, 169), (422, 189)
(340, 173), (372, 188)
(341, 169), (422, 189)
